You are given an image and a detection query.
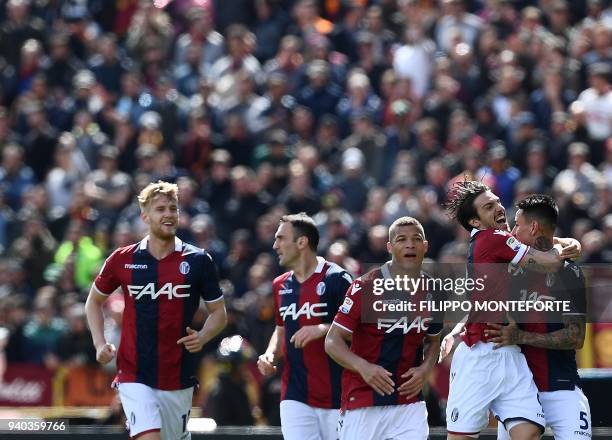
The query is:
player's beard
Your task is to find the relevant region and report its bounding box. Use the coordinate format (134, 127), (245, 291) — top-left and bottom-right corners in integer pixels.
(151, 222), (177, 241)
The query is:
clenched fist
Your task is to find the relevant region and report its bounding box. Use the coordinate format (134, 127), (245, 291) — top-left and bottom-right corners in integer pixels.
(96, 342), (116, 364)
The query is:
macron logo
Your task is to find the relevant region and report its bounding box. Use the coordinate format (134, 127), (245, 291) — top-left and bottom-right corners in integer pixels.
(125, 264), (148, 269)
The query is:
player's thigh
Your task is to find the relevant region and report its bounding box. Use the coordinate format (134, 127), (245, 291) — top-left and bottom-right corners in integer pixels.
(338, 407), (382, 440)
(314, 407), (340, 440)
(387, 401), (428, 440)
(446, 343), (498, 434)
(280, 400), (323, 440)
(155, 386), (194, 440)
(540, 387), (592, 440)
(507, 421), (542, 440)
(117, 383), (162, 438)
(491, 351), (545, 433)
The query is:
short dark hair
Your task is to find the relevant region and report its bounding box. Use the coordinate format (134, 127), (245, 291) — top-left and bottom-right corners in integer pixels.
(389, 216), (425, 241)
(280, 213), (319, 251)
(517, 194), (558, 231)
(444, 179), (490, 231)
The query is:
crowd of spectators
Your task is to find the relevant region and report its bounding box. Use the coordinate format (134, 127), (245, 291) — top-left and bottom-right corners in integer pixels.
(0, 0), (611, 426)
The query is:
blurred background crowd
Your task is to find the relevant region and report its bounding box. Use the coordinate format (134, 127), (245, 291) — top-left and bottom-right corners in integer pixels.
(0, 0), (610, 428)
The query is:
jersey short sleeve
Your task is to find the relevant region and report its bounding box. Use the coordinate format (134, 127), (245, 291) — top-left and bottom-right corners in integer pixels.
(200, 251), (223, 302)
(273, 275), (287, 327)
(326, 271), (354, 322)
(477, 229), (530, 266)
(332, 279), (363, 333)
(94, 250), (121, 295)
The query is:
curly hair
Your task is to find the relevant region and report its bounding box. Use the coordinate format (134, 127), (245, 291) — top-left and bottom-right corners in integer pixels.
(444, 179), (491, 231)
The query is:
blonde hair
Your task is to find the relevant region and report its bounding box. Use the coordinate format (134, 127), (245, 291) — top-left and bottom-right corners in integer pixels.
(137, 180), (178, 211)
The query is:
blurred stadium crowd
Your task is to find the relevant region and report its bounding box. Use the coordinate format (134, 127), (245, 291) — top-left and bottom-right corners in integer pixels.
(0, 0), (611, 427)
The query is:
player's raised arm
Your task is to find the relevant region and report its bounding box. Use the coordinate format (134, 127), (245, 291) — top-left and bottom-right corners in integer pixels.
(516, 244), (563, 273)
(325, 323), (394, 396)
(85, 286), (116, 364)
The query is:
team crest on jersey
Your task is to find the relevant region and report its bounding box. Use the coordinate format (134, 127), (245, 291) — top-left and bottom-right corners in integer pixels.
(506, 236), (522, 252)
(570, 264), (580, 278)
(340, 297), (354, 314)
(316, 282), (326, 296)
(179, 261), (190, 275)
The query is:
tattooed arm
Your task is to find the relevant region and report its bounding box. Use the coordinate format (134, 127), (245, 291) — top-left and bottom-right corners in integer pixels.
(519, 315), (586, 349)
(518, 245), (563, 273)
(487, 315), (586, 350)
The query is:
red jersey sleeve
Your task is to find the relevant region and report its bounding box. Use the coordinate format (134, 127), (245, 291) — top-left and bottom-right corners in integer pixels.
(332, 279), (363, 333)
(476, 229), (530, 266)
(273, 275), (285, 327)
(93, 250), (120, 296)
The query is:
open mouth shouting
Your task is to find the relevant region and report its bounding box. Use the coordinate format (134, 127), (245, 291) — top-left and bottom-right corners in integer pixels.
(495, 213), (507, 229)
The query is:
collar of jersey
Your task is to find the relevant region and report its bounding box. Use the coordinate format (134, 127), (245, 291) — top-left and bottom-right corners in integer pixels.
(381, 261), (392, 279)
(289, 256), (326, 280)
(138, 235), (183, 252)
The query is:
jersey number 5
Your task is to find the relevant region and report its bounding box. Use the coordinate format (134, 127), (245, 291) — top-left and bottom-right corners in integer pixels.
(579, 411), (589, 430)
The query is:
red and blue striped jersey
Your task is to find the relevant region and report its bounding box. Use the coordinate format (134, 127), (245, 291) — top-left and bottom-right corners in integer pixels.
(273, 257), (352, 409)
(464, 228), (530, 346)
(332, 263), (443, 410)
(512, 261), (586, 392)
(94, 236), (223, 391)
